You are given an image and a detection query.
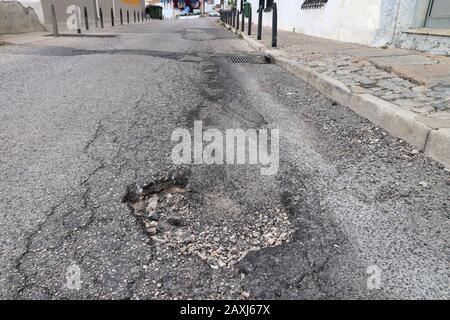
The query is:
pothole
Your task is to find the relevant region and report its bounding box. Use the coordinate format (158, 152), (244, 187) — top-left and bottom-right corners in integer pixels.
(123, 171), (294, 269)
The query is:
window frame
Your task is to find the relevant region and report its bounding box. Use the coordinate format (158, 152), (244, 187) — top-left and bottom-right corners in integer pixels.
(424, 0), (450, 29)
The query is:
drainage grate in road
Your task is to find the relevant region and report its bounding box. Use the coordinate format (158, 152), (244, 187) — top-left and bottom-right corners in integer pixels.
(227, 55), (269, 64)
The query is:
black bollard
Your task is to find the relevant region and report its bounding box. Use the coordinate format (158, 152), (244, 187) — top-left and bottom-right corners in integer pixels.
(111, 8), (114, 26)
(232, 8), (236, 28)
(236, 10), (239, 33)
(127, 10), (130, 24)
(134, 10), (136, 23)
(120, 9), (123, 25)
(257, 5), (262, 40)
(248, 5), (252, 35)
(84, 7), (89, 30)
(272, 3), (277, 48)
(241, 9), (244, 32)
(142, 11), (144, 22)
(51, 4), (58, 37)
(100, 8), (104, 28)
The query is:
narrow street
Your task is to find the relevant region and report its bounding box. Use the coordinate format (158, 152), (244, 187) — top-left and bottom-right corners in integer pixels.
(0, 17), (448, 299)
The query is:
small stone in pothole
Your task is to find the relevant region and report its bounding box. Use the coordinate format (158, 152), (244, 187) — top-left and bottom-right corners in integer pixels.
(148, 211), (160, 221)
(418, 181), (429, 188)
(145, 221), (158, 229)
(147, 227), (157, 236)
(146, 195), (158, 213)
(151, 236), (166, 244)
(167, 216), (185, 227)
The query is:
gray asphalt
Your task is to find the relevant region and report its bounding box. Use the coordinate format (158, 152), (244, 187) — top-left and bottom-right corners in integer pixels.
(0, 18), (448, 300)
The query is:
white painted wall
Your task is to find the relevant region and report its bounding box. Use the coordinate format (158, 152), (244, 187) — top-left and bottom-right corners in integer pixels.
(246, 0), (397, 46)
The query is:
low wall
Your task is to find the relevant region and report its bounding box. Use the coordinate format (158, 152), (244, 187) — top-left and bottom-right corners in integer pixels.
(40, 0), (145, 32)
(0, 1), (45, 35)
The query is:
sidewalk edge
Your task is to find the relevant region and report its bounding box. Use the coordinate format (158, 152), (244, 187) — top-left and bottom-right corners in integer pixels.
(237, 29), (449, 168)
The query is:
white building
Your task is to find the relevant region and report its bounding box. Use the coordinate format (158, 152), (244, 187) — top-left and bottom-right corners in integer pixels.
(245, 0), (450, 55)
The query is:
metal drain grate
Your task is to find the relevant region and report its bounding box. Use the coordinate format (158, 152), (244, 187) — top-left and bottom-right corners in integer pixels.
(228, 56), (261, 64)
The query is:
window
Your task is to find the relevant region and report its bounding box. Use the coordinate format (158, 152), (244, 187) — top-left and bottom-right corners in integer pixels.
(425, 0), (450, 29)
(301, 0), (328, 10)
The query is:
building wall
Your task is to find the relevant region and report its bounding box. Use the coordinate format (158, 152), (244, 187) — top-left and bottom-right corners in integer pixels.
(247, 0), (389, 46)
(245, 0), (449, 55)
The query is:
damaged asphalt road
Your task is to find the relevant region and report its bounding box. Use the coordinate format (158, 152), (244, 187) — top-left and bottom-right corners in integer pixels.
(0, 18), (448, 300)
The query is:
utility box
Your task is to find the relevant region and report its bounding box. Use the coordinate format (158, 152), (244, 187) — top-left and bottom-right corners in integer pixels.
(243, 2), (251, 18)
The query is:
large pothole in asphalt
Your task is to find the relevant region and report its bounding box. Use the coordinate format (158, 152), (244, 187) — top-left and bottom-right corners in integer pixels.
(123, 171), (294, 269)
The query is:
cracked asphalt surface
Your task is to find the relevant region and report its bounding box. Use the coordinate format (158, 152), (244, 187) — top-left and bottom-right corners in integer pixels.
(0, 18), (448, 299)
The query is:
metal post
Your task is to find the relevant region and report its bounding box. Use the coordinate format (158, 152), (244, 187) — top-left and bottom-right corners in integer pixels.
(248, 5), (252, 35)
(100, 8), (104, 28)
(138, 11), (140, 23)
(51, 4), (58, 37)
(111, 8), (114, 26)
(142, 11), (144, 22)
(257, 5), (262, 40)
(232, 8), (236, 28)
(84, 7), (89, 30)
(127, 10), (130, 24)
(120, 9), (123, 25)
(134, 10), (136, 23)
(272, 3), (277, 47)
(241, 9), (244, 32)
(236, 10), (239, 33)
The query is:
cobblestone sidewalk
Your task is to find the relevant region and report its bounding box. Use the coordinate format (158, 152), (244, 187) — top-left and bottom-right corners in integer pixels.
(245, 25), (450, 126)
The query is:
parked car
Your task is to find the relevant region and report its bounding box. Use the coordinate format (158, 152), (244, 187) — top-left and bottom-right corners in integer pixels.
(209, 11), (220, 17)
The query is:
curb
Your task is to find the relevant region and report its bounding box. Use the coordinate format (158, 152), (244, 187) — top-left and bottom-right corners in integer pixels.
(425, 129), (450, 168)
(232, 27), (450, 168)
